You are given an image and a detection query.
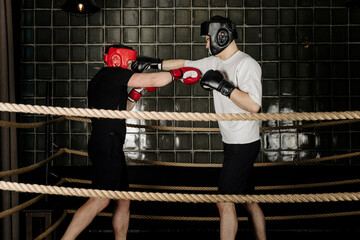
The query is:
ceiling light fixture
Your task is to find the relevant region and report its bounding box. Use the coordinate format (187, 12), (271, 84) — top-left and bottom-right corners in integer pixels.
(61, 0), (100, 15)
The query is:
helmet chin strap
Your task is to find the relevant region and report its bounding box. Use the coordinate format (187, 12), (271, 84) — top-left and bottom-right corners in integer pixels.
(208, 48), (213, 55)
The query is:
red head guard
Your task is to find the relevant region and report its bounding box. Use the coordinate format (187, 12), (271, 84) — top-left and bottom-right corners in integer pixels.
(103, 47), (137, 68)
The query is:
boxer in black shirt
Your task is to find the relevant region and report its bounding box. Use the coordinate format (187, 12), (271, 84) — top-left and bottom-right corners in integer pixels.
(61, 44), (201, 240)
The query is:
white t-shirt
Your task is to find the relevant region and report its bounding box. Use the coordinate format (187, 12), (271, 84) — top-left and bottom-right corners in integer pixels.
(185, 50), (262, 144)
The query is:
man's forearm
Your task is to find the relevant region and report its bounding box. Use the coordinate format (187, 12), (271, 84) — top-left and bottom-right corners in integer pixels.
(229, 89), (261, 113)
(162, 59), (186, 71)
(126, 100), (136, 111)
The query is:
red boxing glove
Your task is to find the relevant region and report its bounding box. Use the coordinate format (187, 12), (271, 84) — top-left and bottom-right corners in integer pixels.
(169, 67), (201, 85)
(128, 87), (156, 103)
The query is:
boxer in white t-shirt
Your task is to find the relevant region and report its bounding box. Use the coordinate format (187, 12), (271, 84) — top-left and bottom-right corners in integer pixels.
(132, 16), (266, 240)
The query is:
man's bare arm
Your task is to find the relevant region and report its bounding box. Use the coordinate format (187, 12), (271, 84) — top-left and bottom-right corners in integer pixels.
(126, 100), (136, 111)
(161, 59), (186, 71)
(229, 89), (261, 113)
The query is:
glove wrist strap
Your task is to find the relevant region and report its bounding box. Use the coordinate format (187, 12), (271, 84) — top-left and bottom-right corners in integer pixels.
(169, 69), (183, 81)
(220, 81), (235, 98)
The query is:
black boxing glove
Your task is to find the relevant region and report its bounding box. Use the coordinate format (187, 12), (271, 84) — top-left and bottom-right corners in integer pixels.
(200, 70), (235, 98)
(131, 56), (163, 73)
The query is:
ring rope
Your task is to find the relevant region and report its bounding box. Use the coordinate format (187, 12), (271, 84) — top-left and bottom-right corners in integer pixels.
(63, 148), (360, 168)
(256, 179), (360, 190)
(33, 209), (360, 240)
(2, 177), (359, 219)
(0, 148), (359, 179)
(126, 158), (222, 167)
(0, 179), (65, 219)
(64, 178), (360, 191)
(129, 123), (219, 132)
(0, 195), (44, 219)
(65, 209), (360, 221)
(64, 178), (219, 191)
(254, 151), (360, 167)
(126, 119), (360, 131)
(2, 102), (360, 121)
(0, 116), (66, 128)
(65, 117), (220, 132)
(1, 104), (359, 233)
(0, 149), (64, 178)
(1, 116), (360, 132)
(1, 181), (360, 203)
(260, 119), (360, 130)
(33, 210), (68, 240)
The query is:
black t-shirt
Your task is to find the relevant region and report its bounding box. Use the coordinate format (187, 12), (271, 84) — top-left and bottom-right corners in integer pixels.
(88, 67), (134, 138)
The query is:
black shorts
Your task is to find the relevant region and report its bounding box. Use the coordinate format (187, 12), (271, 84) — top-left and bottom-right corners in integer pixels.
(218, 140), (260, 194)
(88, 132), (129, 191)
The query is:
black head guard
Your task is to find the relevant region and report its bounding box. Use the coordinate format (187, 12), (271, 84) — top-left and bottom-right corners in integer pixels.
(200, 16), (238, 55)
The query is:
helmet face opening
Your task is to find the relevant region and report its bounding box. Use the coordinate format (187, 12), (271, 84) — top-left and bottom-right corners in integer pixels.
(201, 20), (238, 55)
(104, 47), (137, 68)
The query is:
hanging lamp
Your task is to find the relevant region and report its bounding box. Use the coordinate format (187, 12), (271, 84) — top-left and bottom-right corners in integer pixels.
(61, 0), (100, 15)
